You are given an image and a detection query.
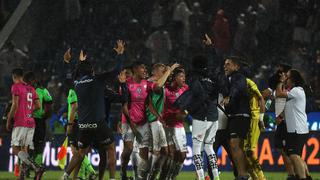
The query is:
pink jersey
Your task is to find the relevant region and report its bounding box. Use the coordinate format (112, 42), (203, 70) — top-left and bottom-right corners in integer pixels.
(163, 84), (189, 128)
(11, 83), (38, 128)
(126, 78), (155, 125)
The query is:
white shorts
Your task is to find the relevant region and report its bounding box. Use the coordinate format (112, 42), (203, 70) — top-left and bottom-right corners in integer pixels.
(165, 127), (187, 152)
(192, 120), (218, 145)
(11, 127), (35, 147)
(122, 123), (134, 142)
(121, 123), (151, 148)
(150, 121), (167, 151)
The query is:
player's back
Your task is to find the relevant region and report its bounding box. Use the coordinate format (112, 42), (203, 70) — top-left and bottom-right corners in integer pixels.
(11, 82), (37, 128)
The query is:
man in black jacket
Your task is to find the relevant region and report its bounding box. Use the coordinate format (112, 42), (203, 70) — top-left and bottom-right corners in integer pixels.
(175, 55), (220, 180)
(222, 56), (251, 180)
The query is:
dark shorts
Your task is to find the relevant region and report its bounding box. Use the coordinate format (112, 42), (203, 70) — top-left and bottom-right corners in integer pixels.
(285, 132), (308, 156)
(274, 121), (287, 149)
(68, 120), (79, 147)
(227, 116), (250, 139)
(78, 122), (114, 149)
(33, 118), (46, 151)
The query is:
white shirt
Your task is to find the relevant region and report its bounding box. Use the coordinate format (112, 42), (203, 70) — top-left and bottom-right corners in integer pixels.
(284, 87), (309, 134)
(217, 94), (228, 130)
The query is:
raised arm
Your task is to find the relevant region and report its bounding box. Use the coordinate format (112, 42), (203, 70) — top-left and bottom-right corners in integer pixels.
(275, 73), (288, 98)
(96, 40), (126, 81)
(153, 63), (180, 92)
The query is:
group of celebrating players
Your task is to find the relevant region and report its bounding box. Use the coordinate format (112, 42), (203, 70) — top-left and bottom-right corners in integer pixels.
(5, 35), (312, 180)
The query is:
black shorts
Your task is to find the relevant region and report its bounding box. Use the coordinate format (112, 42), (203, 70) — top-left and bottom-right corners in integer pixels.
(68, 120), (79, 147)
(227, 116), (250, 139)
(285, 132), (308, 156)
(274, 121), (287, 149)
(78, 122), (114, 149)
(33, 118), (46, 150)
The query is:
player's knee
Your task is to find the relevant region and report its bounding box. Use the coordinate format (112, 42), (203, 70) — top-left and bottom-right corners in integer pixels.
(160, 147), (168, 156)
(192, 138), (202, 155)
(203, 144), (214, 155)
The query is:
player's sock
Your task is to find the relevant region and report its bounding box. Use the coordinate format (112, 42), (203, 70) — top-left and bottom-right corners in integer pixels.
(137, 157), (149, 179)
(207, 154), (219, 178)
(204, 144), (219, 179)
(17, 151), (39, 171)
(159, 155), (170, 180)
(166, 157), (176, 180)
(193, 154), (205, 180)
(171, 161), (184, 178)
(251, 156), (265, 180)
(131, 151), (139, 180)
(148, 154), (160, 180)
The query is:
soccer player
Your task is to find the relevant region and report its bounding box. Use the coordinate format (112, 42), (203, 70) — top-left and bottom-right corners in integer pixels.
(66, 78), (97, 180)
(146, 63), (179, 180)
(61, 40), (125, 180)
(6, 68), (44, 180)
(160, 67), (188, 180)
(23, 71), (53, 175)
(222, 56), (251, 180)
(239, 63), (266, 180)
(121, 62), (178, 180)
(175, 55), (221, 180)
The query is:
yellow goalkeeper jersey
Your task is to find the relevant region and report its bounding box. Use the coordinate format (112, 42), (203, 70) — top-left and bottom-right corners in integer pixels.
(246, 78), (262, 112)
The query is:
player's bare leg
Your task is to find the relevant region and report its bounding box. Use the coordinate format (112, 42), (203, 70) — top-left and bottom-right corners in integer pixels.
(62, 147), (89, 179)
(107, 142), (116, 180)
(229, 138), (247, 177)
(121, 141), (133, 179)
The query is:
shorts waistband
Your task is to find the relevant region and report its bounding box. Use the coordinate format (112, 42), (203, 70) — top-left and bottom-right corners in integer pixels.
(230, 114), (250, 118)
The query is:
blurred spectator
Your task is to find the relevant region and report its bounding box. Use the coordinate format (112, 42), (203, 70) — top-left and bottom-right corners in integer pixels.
(212, 9), (231, 57)
(65, 0), (81, 21)
(146, 26), (172, 64)
(173, 1), (192, 46)
(189, 2), (207, 51)
(150, 2), (164, 29)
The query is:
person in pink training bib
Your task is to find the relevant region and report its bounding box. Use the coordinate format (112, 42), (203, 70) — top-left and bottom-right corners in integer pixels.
(6, 68), (44, 180)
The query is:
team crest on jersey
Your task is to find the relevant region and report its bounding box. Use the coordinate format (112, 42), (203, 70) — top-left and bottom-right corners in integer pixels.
(175, 92), (180, 97)
(144, 84), (147, 89)
(137, 87), (142, 94)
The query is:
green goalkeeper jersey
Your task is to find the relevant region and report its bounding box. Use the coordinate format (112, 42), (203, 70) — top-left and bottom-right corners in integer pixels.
(146, 88), (165, 123)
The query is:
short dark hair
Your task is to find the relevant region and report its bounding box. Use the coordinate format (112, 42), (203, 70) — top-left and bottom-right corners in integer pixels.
(226, 56), (245, 66)
(289, 69), (305, 87)
(23, 71), (36, 85)
(172, 68), (185, 78)
(74, 61), (93, 79)
(12, 68), (23, 77)
(278, 63), (292, 73)
(131, 61), (145, 69)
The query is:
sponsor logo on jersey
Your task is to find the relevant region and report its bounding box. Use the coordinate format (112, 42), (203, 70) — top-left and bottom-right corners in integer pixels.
(74, 78), (94, 85)
(78, 123), (98, 129)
